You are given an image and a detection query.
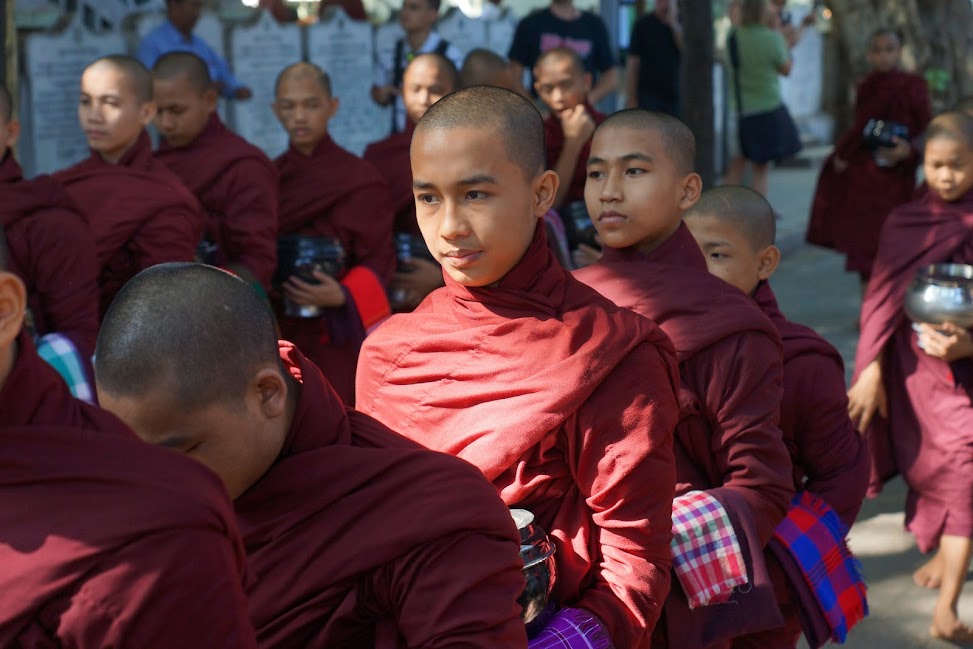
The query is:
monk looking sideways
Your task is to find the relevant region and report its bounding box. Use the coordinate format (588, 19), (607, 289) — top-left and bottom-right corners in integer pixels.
(0, 236), (256, 648)
(95, 262), (528, 648)
(54, 55), (202, 319)
(356, 86), (680, 647)
(153, 52), (278, 291)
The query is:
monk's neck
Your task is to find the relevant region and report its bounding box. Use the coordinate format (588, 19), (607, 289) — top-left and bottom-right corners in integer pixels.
(634, 220), (683, 257)
(97, 139), (140, 165)
(406, 28), (432, 51)
(0, 339), (17, 396)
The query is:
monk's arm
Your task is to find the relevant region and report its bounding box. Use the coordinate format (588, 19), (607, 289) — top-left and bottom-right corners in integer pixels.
(335, 181), (397, 284)
(570, 344), (678, 646)
(220, 158), (279, 290)
(552, 139), (588, 209)
(790, 353), (870, 529)
(132, 204), (202, 271)
(687, 333), (794, 545)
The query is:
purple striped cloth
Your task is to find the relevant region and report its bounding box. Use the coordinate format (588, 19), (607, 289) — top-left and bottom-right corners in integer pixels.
(527, 608), (614, 649)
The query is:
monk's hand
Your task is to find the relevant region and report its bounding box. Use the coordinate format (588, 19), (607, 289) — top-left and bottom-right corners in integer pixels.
(918, 322), (973, 362)
(875, 136), (912, 166)
(561, 104), (596, 143)
(847, 359), (887, 432)
(391, 258), (443, 310)
(832, 157), (849, 173)
(371, 84), (399, 106)
(284, 270), (346, 308)
(234, 86), (253, 100)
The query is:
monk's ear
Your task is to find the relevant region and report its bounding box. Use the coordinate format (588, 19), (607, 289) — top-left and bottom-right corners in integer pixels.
(0, 272), (27, 349)
(532, 169), (559, 217)
(757, 244), (781, 281)
(678, 172), (703, 210)
(138, 100), (157, 127)
(3, 120), (20, 149)
(203, 87), (219, 112)
(328, 96), (340, 119)
(250, 367), (289, 420)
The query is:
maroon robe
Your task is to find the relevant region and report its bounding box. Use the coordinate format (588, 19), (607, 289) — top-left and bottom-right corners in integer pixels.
(0, 335), (256, 648)
(806, 70), (931, 278)
(275, 134), (395, 403)
(544, 103), (606, 205)
(363, 125), (418, 236)
(855, 188), (973, 552)
(733, 281), (871, 649)
(239, 342), (526, 648)
(157, 113), (278, 289)
(574, 223), (793, 648)
(0, 153), (99, 359)
(54, 131), (203, 318)
(357, 225), (681, 648)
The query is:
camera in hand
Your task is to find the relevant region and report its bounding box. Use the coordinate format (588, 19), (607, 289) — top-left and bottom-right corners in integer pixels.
(863, 119), (909, 150)
(274, 235), (345, 318)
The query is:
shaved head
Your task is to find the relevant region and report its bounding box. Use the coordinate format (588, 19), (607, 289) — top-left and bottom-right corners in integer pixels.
(275, 61), (332, 97)
(407, 53), (458, 89)
(460, 49), (512, 89)
(597, 109), (696, 175)
(927, 111), (973, 148)
(534, 47), (584, 76)
(0, 85), (11, 121)
(95, 263), (281, 410)
(152, 51), (212, 94)
(415, 85), (546, 178)
(89, 55), (154, 103)
(686, 185), (776, 249)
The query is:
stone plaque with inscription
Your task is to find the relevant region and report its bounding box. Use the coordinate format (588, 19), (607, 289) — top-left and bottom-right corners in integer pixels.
(436, 9), (488, 61)
(228, 10), (302, 159)
(308, 10), (391, 156)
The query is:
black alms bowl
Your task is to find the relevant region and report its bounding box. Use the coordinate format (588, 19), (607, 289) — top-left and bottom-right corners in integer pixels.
(510, 508), (558, 638)
(274, 235), (346, 318)
(904, 263), (973, 328)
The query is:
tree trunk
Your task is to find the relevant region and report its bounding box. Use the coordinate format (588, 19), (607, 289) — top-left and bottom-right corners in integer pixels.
(681, 0), (715, 188)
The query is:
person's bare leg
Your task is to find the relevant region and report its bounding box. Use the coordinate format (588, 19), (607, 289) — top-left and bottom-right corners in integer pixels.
(915, 549), (945, 589)
(930, 535), (973, 642)
(724, 156), (747, 186)
(751, 163), (770, 197)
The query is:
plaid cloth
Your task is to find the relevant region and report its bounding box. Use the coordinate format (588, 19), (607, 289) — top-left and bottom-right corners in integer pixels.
(35, 333), (94, 404)
(527, 608), (614, 649)
(773, 491), (868, 644)
(671, 490), (748, 608)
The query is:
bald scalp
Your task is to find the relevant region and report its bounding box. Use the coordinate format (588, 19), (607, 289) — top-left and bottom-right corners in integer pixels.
(534, 47), (584, 77)
(415, 85), (546, 179)
(0, 84), (11, 121)
(596, 109), (696, 175)
(460, 49), (510, 89)
(686, 185), (777, 249)
(406, 53), (458, 90)
(275, 61), (332, 97)
(89, 55), (154, 103)
(926, 111), (973, 150)
(95, 263), (282, 411)
(152, 51), (213, 94)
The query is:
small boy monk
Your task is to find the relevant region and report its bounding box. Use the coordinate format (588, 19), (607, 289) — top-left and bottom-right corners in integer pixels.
(54, 55), (203, 319)
(686, 185), (870, 649)
(364, 53), (456, 311)
(573, 110), (794, 648)
(356, 86), (680, 647)
(459, 48), (521, 92)
(273, 62), (395, 403)
(0, 84), (99, 396)
(153, 52), (278, 291)
(0, 236), (256, 648)
(95, 262), (528, 648)
(848, 111), (973, 643)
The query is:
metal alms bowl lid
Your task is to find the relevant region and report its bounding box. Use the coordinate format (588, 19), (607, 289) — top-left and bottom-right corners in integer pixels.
(915, 263), (973, 286)
(510, 508), (557, 569)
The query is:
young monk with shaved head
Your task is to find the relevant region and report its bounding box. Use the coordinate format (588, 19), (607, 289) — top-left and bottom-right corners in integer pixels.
(849, 111), (973, 643)
(574, 110), (794, 648)
(0, 235), (256, 648)
(459, 49), (521, 92)
(686, 186), (870, 649)
(54, 55), (202, 319)
(153, 52), (277, 291)
(95, 262), (527, 648)
(364, 53), (456, 311)
(356, 86), (680, 647)
(273, 62), (395, 402)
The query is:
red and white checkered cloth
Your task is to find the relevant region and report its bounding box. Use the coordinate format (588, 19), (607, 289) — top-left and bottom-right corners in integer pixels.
(671, 490), (748, 609)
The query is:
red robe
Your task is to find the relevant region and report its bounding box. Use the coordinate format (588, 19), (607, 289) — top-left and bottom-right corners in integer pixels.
(806, 70), (931, 279)
(356, 225), (681, 648)
(855, 188), (973, 552)
(239, 342), (527, 648)
(0, 153), (99, 360)
(157, 113), (278, 290)
(363, 125), (417, 236)
(574, 223), (793, 648)
(0, 335), (256, 648)
(275, 135), (395, 403)
(544, 103), (606, 206)
(733, 281), (871, 649)
(54, 131), (203, 318)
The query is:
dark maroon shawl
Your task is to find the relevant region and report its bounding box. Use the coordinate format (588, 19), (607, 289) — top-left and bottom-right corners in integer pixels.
(363, 125), (418, 235)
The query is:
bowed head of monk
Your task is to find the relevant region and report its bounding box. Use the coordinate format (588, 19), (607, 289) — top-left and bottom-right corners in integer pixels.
(411, 85), (557, 287)
(79, 55), (156, 164)
(0, 231), (26, 392)
(152, 51), (218, 148)
(585, 109), (701, 254)
(95, 263), (293, 499)
(533, 47), (590, 116)
(0, 85), (19, 159)
(685, 185), (781, 295)
(459, 49), (520, 93)
(402, 53), (457, 127)
(923, 111), (973, 203)
(273, 62), (338, 156)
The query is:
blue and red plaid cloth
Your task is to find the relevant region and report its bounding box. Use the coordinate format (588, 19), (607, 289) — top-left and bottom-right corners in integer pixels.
(773, 490), (868, 644)
(35, 333), (94, 404)
(670, 490), (748, 608)
(527, 608), (614, 649)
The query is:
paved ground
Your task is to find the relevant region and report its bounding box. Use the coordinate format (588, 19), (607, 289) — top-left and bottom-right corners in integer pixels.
(757, 154), (971, 648)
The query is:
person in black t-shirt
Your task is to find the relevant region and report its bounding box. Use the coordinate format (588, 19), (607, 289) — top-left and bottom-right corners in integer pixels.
(508, 0), (616, 105)
(624, 0), (682, 116)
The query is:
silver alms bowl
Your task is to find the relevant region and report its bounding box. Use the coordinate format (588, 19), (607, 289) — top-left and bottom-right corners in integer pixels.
(510, 508), (558, 638)
(904, 263), (973, 327)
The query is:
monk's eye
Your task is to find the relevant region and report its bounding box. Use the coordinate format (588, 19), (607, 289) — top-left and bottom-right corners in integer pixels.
(466, 190), (486, 201)
(625, 167), (646, 176)
(587, 170), (605, 180)
(79, 96), (91, 106)
(417, 194), (438, 205)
